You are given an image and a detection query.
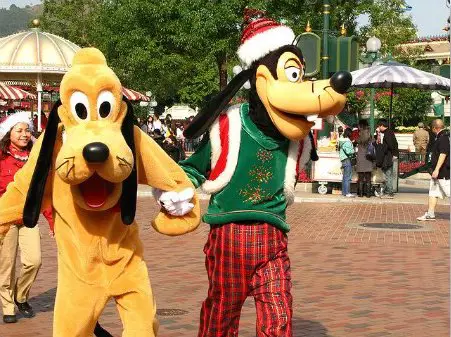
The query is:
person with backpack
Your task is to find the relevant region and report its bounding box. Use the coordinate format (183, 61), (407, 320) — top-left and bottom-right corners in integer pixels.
(356, 126), (375, 197)
(417, 119), (450, 221)
(339, 128), (356, 197)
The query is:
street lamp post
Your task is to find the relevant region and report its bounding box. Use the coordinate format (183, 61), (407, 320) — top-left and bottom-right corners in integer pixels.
(322, 0), (330, 78)
(361, 36), (381, 134)
(146, 91), (158, 116)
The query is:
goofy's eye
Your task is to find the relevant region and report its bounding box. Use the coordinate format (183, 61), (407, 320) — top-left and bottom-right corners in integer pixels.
(97, 91), (115, 119)
(285, 67), (302, 82)
(70, 91), (90, 121)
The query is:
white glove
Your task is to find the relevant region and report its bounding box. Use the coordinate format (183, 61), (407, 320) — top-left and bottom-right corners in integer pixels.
(152, 187), (194, 216)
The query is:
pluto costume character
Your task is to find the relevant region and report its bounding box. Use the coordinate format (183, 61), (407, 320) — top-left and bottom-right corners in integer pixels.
(177, 10), (352, 337)
(0, 48), (200, 336)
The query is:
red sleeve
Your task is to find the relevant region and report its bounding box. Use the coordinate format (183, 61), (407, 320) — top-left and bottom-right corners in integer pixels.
(42, 207), (55, 233)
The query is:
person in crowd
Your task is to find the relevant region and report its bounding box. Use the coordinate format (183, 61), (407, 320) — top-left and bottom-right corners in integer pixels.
(152, 128), (165, 148)
(183, 118), (194, 152)
(413, 122), (429, 160)
(165, 114), (173, 129)
(175, 122), (185, 149)
(335, 126), (344, 151)
(356, 125), (375, 197)
(350, 123), (359, 146)
(339, 127), (356, 198)
(417, 119), (450, 221)
(139, 117), (149, 134)
(163, 134), (186, 163)
(160, 118), (170, 138)
(0, 112), (54, 324)
(425, 124), (436, 164)
(146, 115), (154, 136)
(152, 113), (163, 133)
(375, 119), (398, 199)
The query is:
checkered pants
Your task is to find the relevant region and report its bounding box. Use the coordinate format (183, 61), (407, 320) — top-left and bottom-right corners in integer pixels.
(198, 222), (292, 337)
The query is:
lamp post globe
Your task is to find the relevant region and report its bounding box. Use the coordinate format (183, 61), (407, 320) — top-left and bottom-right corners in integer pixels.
(366, 36), (381, 53)
(364, 36), (381, 135)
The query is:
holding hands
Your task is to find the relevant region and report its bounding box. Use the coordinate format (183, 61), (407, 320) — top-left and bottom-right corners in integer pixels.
(153, 187), (195, 216)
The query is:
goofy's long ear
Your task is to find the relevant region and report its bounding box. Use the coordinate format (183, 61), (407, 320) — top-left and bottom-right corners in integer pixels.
(120, 97), (137, 225)
(184, 68), (252, 139)
(23, 100), (61, 228)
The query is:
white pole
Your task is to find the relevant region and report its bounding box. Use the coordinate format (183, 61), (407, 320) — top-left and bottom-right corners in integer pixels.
(37, 73), (42, 132)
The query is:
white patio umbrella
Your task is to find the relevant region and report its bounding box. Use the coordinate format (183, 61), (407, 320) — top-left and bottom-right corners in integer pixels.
(351, 61), (450, 127)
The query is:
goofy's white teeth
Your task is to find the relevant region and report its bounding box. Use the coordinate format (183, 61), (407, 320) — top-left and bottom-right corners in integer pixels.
(306, 114), (318, 122)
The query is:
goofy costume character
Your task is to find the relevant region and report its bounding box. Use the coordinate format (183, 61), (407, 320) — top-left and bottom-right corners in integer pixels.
(166, 9), (352, 337)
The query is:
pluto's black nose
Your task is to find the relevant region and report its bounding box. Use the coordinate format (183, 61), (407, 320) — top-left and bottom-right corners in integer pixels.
(83, 142), (110, 163)
(330, 71), (352, 94)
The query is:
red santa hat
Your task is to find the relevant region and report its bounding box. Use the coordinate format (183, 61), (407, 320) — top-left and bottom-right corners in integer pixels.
(0, 111), (34, 141)
(237, 8), (295, 67)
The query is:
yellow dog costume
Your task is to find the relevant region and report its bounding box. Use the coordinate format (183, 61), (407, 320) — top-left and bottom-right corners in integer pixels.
(0, 48), (200, 336)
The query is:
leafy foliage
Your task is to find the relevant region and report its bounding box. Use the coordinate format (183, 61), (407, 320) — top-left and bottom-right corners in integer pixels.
(40, 0), (101, 46)
(36, 0), (381, 109)
(346, 89), (369, 116)
(374, 88), (433, 127)
(357, 0), (418, 62)
(36, 0), (416, 112)
(0, 5), (41, 37)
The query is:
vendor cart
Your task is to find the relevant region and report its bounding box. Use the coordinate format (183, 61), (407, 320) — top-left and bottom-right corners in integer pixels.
(311, 150), (398, 196)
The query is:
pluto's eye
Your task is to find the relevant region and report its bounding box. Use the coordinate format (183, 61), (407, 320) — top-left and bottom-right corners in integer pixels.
(97, 91), (115, 119)
(70, 91), (90, 121)
(285, 67), (302, 83)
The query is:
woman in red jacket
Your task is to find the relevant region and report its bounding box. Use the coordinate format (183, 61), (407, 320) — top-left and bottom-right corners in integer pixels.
(0, 111), (54, 324)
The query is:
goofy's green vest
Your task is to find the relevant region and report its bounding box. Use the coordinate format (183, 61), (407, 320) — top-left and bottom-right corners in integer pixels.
(179, 103), (311, 232)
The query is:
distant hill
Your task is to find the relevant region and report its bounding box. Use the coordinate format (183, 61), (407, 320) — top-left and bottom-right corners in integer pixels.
(0, 4), (42, 37)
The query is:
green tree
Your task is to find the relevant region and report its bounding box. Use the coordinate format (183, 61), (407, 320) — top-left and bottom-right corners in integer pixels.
(374, 88), (433, 127)
(358, 0), (418, 62)
(346, 89), (369, 117)
(40, 0), (101, 46)
(0, 5), (41, 37)
(37, 0), (384, 108)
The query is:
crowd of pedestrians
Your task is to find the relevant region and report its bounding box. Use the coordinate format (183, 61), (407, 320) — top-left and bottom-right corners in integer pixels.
(339, 119), (398, 199)
(136, 113), (201, 163)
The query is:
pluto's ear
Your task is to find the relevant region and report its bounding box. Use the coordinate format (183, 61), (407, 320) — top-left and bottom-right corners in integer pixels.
(120, 97), (137, 225)
(23, 100), (61, 228)
(184, 69), (252, 139)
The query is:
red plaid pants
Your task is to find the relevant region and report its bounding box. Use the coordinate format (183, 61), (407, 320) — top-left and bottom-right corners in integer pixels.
(198, 222), (292, 337)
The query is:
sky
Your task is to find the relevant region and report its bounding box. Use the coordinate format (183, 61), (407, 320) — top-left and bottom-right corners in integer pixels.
(1, 0), (450, 37)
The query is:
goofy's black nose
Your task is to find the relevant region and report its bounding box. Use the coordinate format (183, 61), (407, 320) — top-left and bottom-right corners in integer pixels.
(83, 142), (110, 163)
(330, 71), (352, 94)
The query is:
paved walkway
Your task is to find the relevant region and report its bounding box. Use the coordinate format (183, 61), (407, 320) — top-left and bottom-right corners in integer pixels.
(138, 181), (445, 206)
(0, 197), (449, 337)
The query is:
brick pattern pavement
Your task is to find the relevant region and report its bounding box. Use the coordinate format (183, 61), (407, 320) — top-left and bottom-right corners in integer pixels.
(0, 199), (448, 337)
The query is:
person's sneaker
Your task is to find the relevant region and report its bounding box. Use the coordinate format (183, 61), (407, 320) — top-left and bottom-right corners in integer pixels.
(380, 194), (394, 199)
(345, 193), (356, 198)
(3, 315), (17, 323)
(417, 213), (436, 221)
(14, 300), (35, 318)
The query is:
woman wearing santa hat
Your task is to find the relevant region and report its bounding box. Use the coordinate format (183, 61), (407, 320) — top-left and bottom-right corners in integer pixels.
(0, 111), (53, 324)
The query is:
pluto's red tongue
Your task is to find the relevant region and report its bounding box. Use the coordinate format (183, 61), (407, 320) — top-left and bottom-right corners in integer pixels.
(79, 173), (109, 208)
